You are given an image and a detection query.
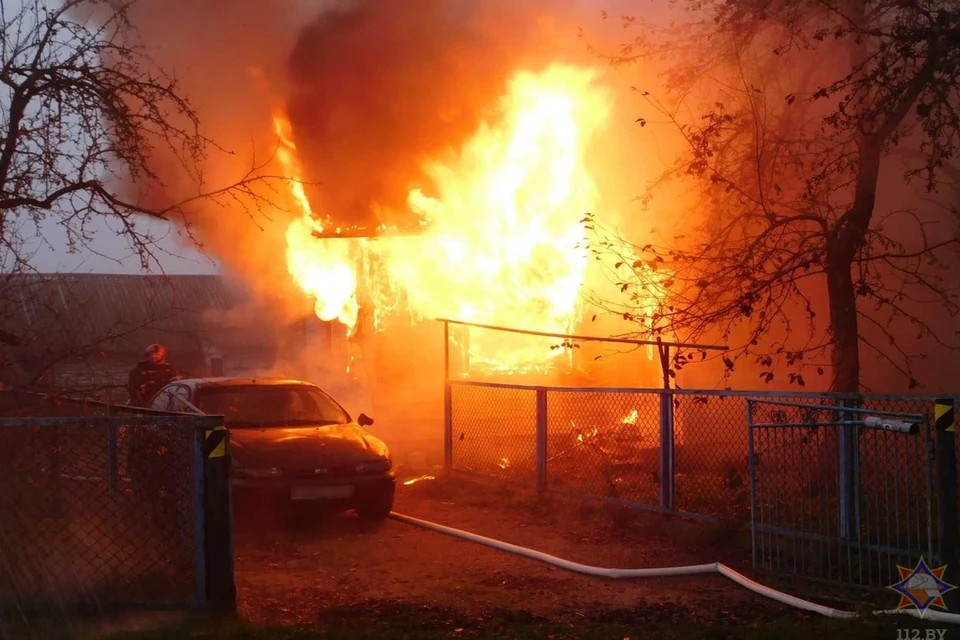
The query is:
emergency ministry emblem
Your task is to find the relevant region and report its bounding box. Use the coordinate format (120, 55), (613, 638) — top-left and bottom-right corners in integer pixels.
(887, 556), (957, 618)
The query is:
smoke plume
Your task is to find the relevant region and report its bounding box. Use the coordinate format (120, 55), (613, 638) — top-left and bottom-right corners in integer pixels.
(285, 0), (586, 229)
(113, 0), (594, 308)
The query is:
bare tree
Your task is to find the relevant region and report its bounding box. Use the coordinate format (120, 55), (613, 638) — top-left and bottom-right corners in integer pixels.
(588, 0), (960, 392)
(0, 0), (286, 381)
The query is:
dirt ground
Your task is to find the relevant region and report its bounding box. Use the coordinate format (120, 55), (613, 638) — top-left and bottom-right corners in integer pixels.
(8, 471), (935, 639)
(232, 472), (791, 627)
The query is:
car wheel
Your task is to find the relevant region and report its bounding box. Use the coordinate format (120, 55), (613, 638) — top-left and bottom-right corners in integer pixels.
(355, 491), (394, 521)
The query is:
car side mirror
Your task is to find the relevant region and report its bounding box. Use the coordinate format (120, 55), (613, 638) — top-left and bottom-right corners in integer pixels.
(357, 413), (374, 427)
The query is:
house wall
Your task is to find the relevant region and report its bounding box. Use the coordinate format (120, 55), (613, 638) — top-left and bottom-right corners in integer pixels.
(44, 356), (133, 403)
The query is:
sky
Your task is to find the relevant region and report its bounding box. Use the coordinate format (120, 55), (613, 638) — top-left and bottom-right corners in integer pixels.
(18, 0), (662, 276)
(27, 216), (220, 274)
(5, 0), (216, 275)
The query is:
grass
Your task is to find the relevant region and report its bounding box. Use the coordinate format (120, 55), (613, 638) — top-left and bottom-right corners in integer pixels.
(5, 602), (951, 640)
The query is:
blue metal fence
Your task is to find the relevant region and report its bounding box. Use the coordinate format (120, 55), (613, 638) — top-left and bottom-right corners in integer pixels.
(443, 380), (959, 589)
(745, 397), (943, 589)
(0, 393), (230, 617)
(445, 383), (955, 510)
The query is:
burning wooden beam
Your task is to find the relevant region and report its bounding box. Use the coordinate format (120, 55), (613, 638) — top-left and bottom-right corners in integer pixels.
(310, 222), (431, 239)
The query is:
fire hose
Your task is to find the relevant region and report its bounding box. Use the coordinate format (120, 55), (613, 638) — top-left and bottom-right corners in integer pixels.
(389, 511), (960, 625)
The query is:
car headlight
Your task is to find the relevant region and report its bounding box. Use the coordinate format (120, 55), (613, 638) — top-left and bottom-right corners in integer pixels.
(355, 459), (391, 474)
(238, 467), (281, 478)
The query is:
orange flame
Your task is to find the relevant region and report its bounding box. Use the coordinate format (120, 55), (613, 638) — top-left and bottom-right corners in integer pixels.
(277, 64), (665, 369)
(402, 475), (436, 486)
(275, 114), (360, 332)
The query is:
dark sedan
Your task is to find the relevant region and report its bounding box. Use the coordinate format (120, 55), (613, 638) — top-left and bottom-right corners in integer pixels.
(149, 377), (395, 520)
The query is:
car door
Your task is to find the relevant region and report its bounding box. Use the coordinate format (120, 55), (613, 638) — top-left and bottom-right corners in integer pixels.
(150, 386), (177, 412)
(170, 384), (198, 413)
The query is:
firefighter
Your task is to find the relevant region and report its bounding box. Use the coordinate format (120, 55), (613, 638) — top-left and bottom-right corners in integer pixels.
(124, 344), (184, 536)
(126, 343), (181, 407)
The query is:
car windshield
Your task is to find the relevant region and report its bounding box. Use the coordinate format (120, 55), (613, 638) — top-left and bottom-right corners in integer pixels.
(195, 384), (350, 427)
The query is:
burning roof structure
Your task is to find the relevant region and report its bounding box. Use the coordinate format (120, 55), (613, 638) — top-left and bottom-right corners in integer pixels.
(113, 0), (674, 379)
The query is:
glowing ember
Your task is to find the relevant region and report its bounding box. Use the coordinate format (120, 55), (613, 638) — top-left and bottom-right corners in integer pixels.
(621, 409), (639, 425)
(497, 457), (511, 469)
(576, 427), (599, 443)
(403, 475), (436, 486)
(278, 64), (612, 370)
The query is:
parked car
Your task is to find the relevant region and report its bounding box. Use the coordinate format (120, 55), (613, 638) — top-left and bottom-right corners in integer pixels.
(148, 377), (395, 520)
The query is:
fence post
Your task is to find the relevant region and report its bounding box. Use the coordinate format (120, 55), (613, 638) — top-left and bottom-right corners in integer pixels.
(200, 421), (235, 616)
(837, 396), (860, 541)
(659, 391), (675, 512)
(106, 406), (119, 495)
(47, 425), (63, 517)
(746, 399), (758, 571)
(535, 388), (548, 495)
(192, 428), (208, 610)
(935, 398), (959, 612)
(443, 320), (453, 471)
(443, 383), (453, 471)
(656, 339), (675, 513)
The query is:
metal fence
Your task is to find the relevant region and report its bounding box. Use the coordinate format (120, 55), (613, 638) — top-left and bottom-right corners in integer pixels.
(745, 397), (958, 592)
(0, 392), (233, 618)
(444, 381), (959, 587)
(445, 381), (795, 519)
(447, 384), (954, 509)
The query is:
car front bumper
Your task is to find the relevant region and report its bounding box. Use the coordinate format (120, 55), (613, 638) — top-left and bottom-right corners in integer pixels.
(232, 471), (396, 507)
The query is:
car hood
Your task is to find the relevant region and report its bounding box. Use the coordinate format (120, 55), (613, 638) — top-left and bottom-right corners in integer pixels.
(228, 421), (390, 469)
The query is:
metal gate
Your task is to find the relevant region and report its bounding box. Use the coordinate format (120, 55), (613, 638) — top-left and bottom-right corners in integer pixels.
(746, 397), (933, 590)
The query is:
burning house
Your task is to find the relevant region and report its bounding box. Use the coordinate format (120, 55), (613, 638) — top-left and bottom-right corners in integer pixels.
(86, 0), (699, 460)
(109, 1), (670, 370)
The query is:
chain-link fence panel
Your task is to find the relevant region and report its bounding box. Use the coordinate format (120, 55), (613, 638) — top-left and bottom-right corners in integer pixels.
(450, 382), (538, 486)
(749, 397), (850, 584)
(673, 392), (803, 520)
(748, 397), (938, 590)
(545, 389), (660, 507)
(857, 397), (938, 575)
(0, 414), (200, 614)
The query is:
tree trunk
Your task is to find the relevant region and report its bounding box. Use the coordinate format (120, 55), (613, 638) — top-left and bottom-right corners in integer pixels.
(825, 144), (882, 394)
(811, 145), (881, 497)
(825, 258), (860, 394)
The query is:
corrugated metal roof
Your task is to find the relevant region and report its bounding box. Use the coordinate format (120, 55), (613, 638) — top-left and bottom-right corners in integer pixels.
(0, 273), (277, 357)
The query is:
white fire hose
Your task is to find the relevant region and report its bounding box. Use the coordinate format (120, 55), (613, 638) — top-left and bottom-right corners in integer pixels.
(389, 511), (960, 625)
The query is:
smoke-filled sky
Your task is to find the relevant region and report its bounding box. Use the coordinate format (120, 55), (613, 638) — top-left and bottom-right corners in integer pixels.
(27, 0), (637, 275)
(18, 0), (958, 394)
(286, 0), (588, 229)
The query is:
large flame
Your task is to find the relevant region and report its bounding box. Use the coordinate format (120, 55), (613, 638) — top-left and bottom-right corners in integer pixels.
(368, 65), (606, 367)
(276, 115), (360, 331)
(279, 64), (653, 369)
